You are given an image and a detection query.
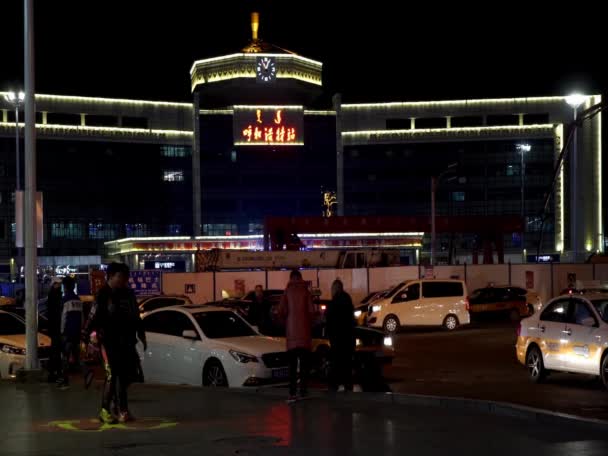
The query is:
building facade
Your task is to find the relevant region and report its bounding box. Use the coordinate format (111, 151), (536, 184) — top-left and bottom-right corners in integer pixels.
(0, 14), (602, 271)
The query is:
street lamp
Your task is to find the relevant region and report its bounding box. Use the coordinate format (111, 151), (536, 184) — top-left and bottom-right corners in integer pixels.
(565, 93), (588, 261)
(4, 90), (25, 282)
(517, 144), (531, 261)
(431, 162), (458, 266)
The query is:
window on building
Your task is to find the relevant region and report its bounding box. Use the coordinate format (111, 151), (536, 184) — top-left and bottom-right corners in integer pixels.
(231, 151), (237, 163)
(451, 191), (465, 201)
(506, 164), (521, 176)
(386, 118), (410, 130)
(203, 224), (238, 236)
(486, 115), (519, 126)
(168, 224), (182, 235)
(248, 223), (263, 234)
(415, 117), (446, 129)
(0, 221), (5, 240)
(524, 113), (550, 125)
(125, 224), (150, 237)
(122, 116), (149, 128)
(160, 146), (191, 157)
(46, 112), (81, 125)
(163, 170), (184, 182)
(88, 223), (120, 240)
(87, 115), (119, 127)
(51, 222), (84, 240)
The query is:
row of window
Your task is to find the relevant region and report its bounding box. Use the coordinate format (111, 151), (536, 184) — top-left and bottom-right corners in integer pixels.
(160, 146), (191, 157)
(385, 113), (550, 130)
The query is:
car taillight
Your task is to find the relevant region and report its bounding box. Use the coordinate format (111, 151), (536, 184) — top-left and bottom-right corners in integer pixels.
(465, 297), (470, 312)
(516, 323), (522, 337)
(320, 305), (327, 311)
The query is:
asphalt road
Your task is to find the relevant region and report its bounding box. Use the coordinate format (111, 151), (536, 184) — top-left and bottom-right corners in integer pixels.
(386, 319), (608, 420)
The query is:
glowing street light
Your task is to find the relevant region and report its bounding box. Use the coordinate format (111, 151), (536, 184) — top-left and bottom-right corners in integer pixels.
(565, 93), (588, 109)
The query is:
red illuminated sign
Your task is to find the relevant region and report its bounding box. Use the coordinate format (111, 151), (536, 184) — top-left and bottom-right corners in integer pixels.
(234, 107), (303, 146)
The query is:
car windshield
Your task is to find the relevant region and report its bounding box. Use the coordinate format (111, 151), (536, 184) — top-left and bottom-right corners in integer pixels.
(386, 282), (406, 299)
(590, 299), (608, 323)
(0, 313), (26, 335)
(193, 311), (257, 339)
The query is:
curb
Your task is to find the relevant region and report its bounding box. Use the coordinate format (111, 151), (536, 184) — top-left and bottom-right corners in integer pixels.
(229, 386), (608, 431)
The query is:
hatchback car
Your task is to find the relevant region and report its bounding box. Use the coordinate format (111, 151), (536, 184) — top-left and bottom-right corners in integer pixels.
(516, 292), (608, 389)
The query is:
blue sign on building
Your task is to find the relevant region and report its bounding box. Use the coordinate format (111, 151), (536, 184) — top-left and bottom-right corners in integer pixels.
(129, 270), (162, 296)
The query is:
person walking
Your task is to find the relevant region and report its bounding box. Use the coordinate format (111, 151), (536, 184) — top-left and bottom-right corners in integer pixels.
(57, 276), (83, 388)
(46, 277), (64, 383)
(279, 269), (314, 403)
(83, 262), (146, 424)
(326, 279), (355, 392)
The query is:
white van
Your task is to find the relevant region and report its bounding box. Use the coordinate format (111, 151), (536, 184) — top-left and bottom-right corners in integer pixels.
(367, 279), (470, 333)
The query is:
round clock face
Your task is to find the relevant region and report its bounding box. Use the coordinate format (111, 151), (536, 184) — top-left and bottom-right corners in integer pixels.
(256, 57), (277, 82)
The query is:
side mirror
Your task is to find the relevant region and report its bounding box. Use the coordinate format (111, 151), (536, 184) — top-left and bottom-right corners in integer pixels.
(182, 329), (198, 340)
(581, 316), (596, 327)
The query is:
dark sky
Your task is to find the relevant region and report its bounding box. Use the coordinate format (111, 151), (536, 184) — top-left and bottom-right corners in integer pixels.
(1, 1), (604, 103)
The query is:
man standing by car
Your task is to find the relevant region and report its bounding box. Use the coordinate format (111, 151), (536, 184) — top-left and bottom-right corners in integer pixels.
(280, 270), (314, 402)
(83, 262), (146, 424)
(326, 279), (355, 392)
(46, 277), (63, 383)
(57, 276), (83, 388)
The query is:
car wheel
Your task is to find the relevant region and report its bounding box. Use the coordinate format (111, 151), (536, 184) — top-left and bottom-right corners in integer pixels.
(443, 314), (459, 331)
(203, 359), (228, 387)
(527, 304), (535, 316)
(526, 346), (547, 383)
(315, 345), (331, 381)
(383, 315), (400, 335)
(509, 309), (521, 322)
(601, 353), (608, 390)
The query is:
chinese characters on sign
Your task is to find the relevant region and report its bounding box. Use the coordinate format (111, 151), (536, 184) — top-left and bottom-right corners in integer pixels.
(129, 270), (162, 297)
(241, 109), (297, 144)
(233, 106), (303, 145)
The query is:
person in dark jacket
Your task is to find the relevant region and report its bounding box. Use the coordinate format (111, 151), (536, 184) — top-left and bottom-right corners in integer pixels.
(83, 262), (146, 424)
(326, 279), (355, 392)
(57, 276), (83, 388)
(46, 277), (64, 383)
(279, 270), (314, 402)
(248, 285), (270, 333)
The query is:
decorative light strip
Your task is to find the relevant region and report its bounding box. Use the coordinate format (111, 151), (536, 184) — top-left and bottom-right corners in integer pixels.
(303, 110), (336, 116)
(200, 109), (234, 115)
(194, 235), (263, 240)
(234, 141), (304, 146)
(298, 232), (425, 238)
(341, 96), (582, 110)
(307, 243), (423, 249)
(189, 53), (322, 75)
(234, 105), (303, 110)
(191, 71), (322, 90)
(0, 122), (193, 139)
(596, 95), (603, 251)
(0, 92), (191, 108)
(343, 125), (554, 137)
(555, 124), (564, 252)
(104, 236), (192, 245)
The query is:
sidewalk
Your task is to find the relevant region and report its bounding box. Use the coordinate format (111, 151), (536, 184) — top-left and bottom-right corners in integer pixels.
(1, 379), (608, 456)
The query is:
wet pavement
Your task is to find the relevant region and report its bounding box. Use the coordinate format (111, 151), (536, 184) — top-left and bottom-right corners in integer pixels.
(387, 321), (608, 420)
(1, 380), (608, 455)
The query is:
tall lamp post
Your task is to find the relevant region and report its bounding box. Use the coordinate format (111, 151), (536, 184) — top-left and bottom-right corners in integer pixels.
(517, 143), (531, 261)
(3, 91), (25, 281)
(431, 162), (458, 266)
(565, 93), (588, 262)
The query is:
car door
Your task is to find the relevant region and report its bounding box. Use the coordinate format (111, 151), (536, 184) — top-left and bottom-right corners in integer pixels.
(141, 311), (168, 382)
(142, 310), (181, 384)
(535, 298), (571, 370)
(420, 281), (464, 325)
(169, 311), (204, 385)
(390, 282), (420, 325)
(562, 298), (603, 374)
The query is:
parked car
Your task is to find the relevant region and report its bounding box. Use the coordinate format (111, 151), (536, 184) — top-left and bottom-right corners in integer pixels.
(468, 286), (529, 321)
(139, 305), (288, 387)
(367, 279), (470, 333)
(139, 295), (193, 316)
(516, 291), (608, 389)
(0, 310), (51, 378)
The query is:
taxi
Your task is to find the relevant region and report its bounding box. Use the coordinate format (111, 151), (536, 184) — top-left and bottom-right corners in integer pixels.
(516, 290), (608, 389)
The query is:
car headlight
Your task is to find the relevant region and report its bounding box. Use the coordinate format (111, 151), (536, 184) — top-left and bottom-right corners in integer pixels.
(383, 337), (393, 347)
(372, 305), (382, 313)
(0, 344), (26, 356)
(229, 350), (259, 363)
(354, 310), (362, 318)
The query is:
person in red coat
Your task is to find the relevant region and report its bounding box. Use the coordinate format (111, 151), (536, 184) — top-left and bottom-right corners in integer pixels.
(280, 269), (314, 402)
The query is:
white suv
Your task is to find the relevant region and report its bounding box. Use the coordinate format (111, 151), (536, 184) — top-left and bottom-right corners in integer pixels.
(367, 279), (470, 333)
(516, 292), (608, 389)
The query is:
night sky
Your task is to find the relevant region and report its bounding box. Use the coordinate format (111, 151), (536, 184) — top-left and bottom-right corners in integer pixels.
(1, 1), (604, 103)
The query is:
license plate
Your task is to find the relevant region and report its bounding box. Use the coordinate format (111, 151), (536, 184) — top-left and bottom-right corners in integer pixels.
(272, 368), (289, 379)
